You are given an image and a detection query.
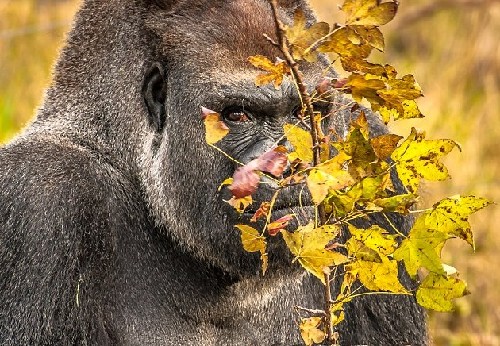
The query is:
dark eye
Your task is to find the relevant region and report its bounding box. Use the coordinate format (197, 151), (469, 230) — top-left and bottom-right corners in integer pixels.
(222, 108), (251, 123)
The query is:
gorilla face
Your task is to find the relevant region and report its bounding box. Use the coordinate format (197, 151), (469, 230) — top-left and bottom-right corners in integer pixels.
(141, 0), (327, 275)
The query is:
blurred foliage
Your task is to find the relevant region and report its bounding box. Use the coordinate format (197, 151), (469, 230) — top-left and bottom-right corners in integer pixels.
(1, 0), (499, 344)
(0, 0), (79, 143)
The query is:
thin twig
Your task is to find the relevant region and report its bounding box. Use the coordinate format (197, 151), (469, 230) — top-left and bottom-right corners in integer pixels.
(324, 271), (334, 343)
(268, 0), (327, 225)
(267, 1), (332, 342)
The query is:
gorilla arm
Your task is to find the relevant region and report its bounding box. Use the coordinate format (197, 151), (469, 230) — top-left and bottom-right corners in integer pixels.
(0, 138), (129, 345)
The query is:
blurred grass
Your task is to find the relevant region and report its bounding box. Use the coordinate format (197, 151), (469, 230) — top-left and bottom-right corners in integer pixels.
(1, 0), (499, 345)
(0, 0), (79, 142)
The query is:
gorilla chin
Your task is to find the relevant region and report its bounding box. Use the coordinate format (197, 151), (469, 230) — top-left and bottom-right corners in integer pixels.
(0, 0), (428, 345)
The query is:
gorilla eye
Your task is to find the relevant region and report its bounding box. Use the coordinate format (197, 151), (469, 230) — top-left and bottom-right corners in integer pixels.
(222, 108), (251, 123)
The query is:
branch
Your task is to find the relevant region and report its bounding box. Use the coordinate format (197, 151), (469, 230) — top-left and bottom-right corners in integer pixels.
(268, 0), (327, 225)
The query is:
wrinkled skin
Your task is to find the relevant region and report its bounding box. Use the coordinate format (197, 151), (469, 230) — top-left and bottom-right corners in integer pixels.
(0, 0), (427, 345)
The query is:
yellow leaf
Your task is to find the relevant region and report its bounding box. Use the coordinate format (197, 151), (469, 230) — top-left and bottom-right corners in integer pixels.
(372, 193), (418, 213)
(306, 169), (330, 205)
(248, 55), (290, 89)
(218, 178), (234, 191)
(319, 27), (372, 59)
(370, 134), (403, 160)
(341, 58), (386, 75)
(393, 216), (448, 277)
(203, 111), (229, 145)
(377, 76), (424, 122)
(286, 9), (330, 62)
(425, 195), (492, 249)
(352, 25), (385, 51)
(235, 225), (268, 274)
(391, 128), (459, 193)
(299, 317), (326, 346)
(416, 273), (469, 312)
(346, 73), (385, 104)
(342, 0), (398, 26)
(227, 195), (252, 214)
(334, 125), (377, 179)
(306, 152), (354, 205)
(348, 225), (398, 256)
(346, 257), (408, 293)
(284, 123), (313, 163)
(281, 223), (347, 283)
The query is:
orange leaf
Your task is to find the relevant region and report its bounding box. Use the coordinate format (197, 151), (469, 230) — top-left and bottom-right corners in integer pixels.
(248, 55), (290, 89)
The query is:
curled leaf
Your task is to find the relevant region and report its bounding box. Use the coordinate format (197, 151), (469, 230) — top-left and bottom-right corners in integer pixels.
(267, 214), (294, 236)
(230, 147), (288, 198)
(230, 168), (260, 198)
(250, 202), (271, 222)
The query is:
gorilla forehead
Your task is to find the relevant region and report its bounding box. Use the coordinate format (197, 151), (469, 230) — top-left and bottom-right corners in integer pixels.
(148, 0), (307, 69)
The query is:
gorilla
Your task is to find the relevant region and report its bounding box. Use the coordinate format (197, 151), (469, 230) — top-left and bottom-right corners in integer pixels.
(0, 0), (427, 344)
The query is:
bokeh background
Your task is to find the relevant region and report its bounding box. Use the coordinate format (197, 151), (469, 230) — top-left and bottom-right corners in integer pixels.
(1, 0), (498, 344)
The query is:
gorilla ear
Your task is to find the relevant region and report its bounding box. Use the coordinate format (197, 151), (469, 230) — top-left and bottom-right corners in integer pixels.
(142, 63), (167, 133)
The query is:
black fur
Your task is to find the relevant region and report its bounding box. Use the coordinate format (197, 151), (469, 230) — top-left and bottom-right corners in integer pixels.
(0, 0), (427, 344)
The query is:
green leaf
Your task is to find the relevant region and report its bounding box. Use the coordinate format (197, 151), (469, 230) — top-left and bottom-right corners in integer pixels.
(416, 273), (470, 312)
(394, 216), (448, 277)
(372, 193), (418, 213)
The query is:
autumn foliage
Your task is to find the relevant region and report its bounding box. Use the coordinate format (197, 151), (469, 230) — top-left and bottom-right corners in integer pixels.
(203, 1), (491, 345)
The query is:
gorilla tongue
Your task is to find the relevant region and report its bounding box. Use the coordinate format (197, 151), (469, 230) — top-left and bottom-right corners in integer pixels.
(229, 147), (287, 198)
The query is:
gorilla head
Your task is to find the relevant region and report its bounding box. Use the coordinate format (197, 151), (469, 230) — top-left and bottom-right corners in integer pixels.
(0, 0), (427, 344)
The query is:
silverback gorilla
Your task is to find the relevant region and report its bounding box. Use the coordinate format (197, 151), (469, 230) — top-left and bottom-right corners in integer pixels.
(0, 0), (427, 345)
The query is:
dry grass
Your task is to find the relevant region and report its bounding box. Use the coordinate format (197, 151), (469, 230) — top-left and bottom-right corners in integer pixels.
(1, 0), (499, 344)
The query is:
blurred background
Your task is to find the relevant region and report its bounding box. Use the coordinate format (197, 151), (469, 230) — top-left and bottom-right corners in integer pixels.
(0, 0), (498, 344)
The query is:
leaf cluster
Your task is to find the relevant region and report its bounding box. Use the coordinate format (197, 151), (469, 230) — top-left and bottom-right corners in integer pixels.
(202, 1), (493, 345)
